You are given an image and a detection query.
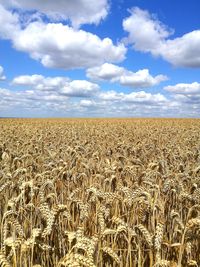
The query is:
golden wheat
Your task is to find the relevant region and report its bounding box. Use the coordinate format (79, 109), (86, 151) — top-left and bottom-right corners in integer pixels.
(0, 118), (200, 266)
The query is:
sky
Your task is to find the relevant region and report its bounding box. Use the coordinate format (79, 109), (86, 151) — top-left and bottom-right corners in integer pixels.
(0, 0), (200, 118)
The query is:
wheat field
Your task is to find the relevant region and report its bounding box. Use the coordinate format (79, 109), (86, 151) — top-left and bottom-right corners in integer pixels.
(0, 118), (200, 267)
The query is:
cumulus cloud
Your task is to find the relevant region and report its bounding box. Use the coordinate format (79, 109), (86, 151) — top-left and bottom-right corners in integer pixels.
(164, 82), (200, 105)
(94, 90), (199, 117)
(159, 32), (200, 68)
(77, 91), (184, 117)
(0, 87), (67, 102)
(165, 82), (200, 94)
(123, 91), (167, 104)
(98, 90), (125, 101)
(98, 90), (168, 105)
(9, 73), (171, 116)
(0, 66), (6, 80)
(0, 86), (71, 116)
(13, 22), (126, 69)
(0, 5), (126, 69)
(119, 69), (167, 88)
(1, 83), (200, 117)
(12, 74), (99, 97)
(173, 94), (200, 104)
(0, 0), (109, 28)
(123, 7), (200, 68)
(13, 74), (43, 86)
(87, 63), (167, 88)
(79, 99), (97, 108)
(60, 80), (99, 97)
(0, 88), (11, 96)
(123, 7), (172, 52)
(87, 63), (124, 82)
(13, 75), (70, 90)
(1, 74), (169, 113)
(0, 5), (19, 39)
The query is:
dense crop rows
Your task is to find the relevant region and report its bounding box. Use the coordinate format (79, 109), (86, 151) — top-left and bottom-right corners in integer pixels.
(0, 118), (200, 267)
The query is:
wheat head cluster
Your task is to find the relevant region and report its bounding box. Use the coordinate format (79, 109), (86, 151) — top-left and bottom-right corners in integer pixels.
(0, 118), (200, 267)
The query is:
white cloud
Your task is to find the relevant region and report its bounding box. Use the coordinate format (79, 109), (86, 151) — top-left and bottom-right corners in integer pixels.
(0, 86), (72, 117)
(0, 88), (11, 96)
(12, 22), (126, 69)
(0, 0), (109, 28)
(98, 90), (168, 105)
(1, 84), (200, 117)
(79, 99), (96, 107)
(160, 32), (200, 67)
(13, 74), (44, 85)
(87, 63), (167, 88)
(0, 66), (6, 80)
(87, 63), (124, 82)
(123, 7), (200, 68)
(165, 82), (200, 94)
(119, 69), (167, 88)
(123, 7), (172, 53)
(12, 74), (99, 97)
(173, 94), (200, 104)
(123, 91), (167, 104)
(164, 82), (200, 105)
(0, 5), (19, 39)
(98, 90), (125, 101)
(75, 90), (185, 117)
(60, 80), (99, 97)
(10, 74), (168, 112)
(0, 5), (126, 69)
(13, 75), (70, 90)
(0, 87), (69, 110)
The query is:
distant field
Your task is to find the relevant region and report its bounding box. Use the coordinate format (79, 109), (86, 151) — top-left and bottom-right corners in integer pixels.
(0, 118), (200, 267)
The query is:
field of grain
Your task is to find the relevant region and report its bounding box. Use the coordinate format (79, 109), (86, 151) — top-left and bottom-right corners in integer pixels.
(0, 118), (200, 267)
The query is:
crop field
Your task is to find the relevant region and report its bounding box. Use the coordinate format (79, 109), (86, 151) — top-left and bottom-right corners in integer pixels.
(0, 118), (200, 267)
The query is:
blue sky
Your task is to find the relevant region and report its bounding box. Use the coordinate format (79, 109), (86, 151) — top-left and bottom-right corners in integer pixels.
(0, 0), (200, 117)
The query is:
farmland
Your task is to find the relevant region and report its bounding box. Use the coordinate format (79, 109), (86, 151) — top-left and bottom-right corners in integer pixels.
(0, 118), (200, 267)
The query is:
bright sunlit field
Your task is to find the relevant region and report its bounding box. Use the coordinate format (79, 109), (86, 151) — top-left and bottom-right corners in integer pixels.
(0, 118), (200, 267)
